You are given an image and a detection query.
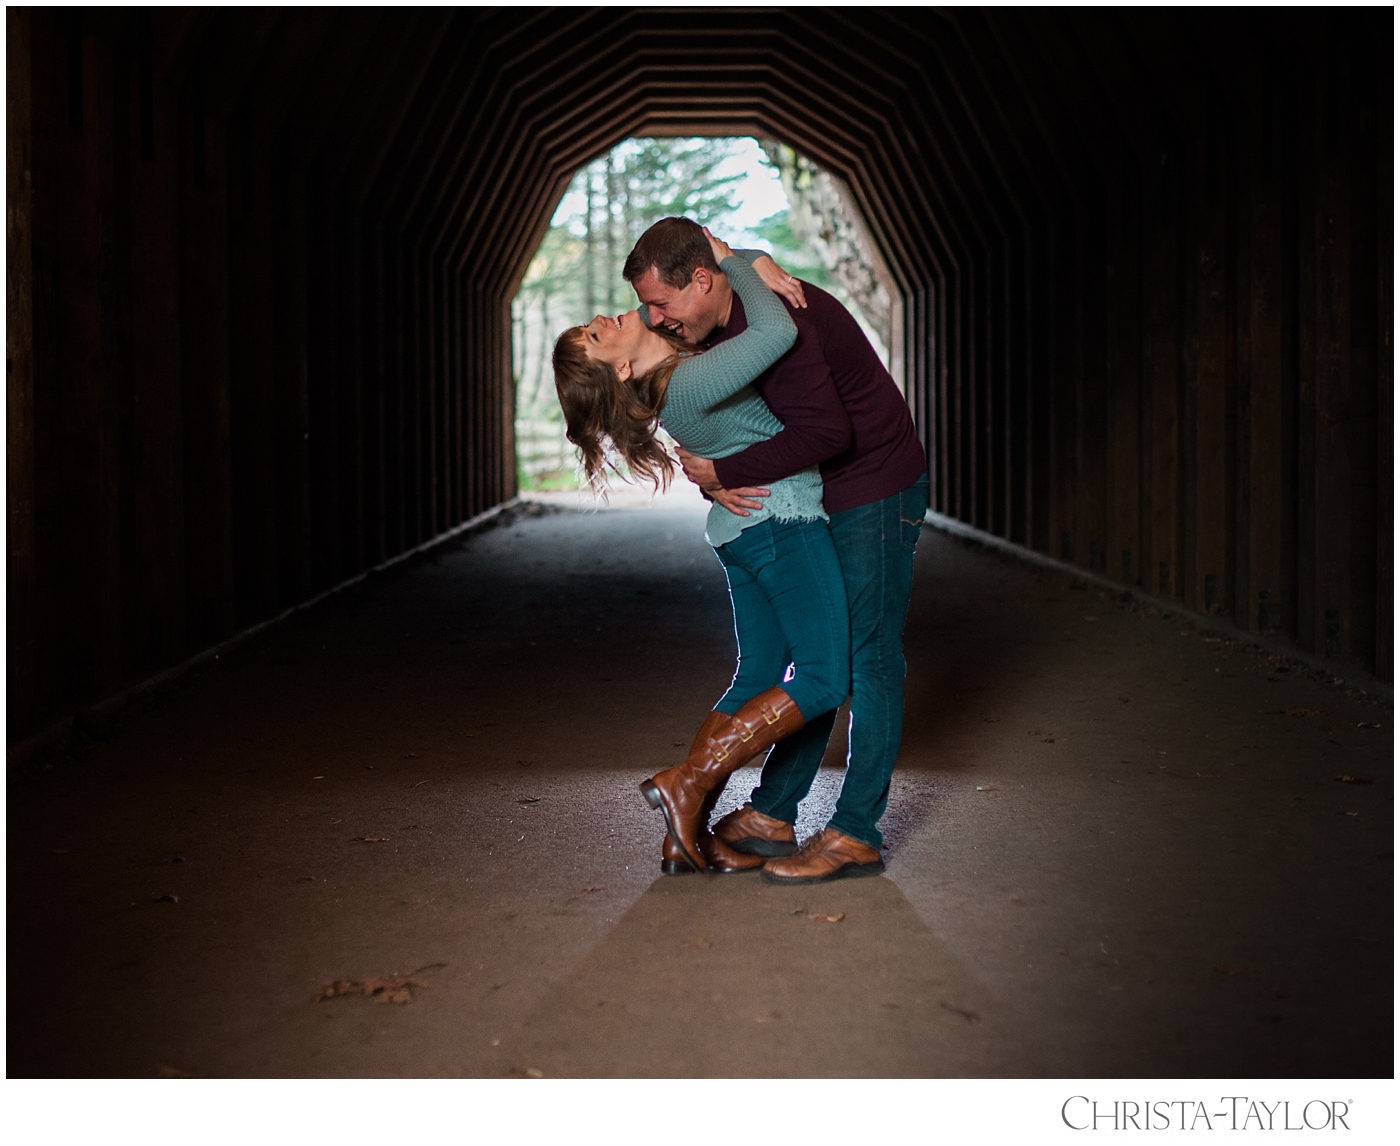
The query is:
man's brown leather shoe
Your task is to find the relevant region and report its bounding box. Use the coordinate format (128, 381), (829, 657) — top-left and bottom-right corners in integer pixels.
(661, 832), (765, 874)
(760, 827), (885, 884)
(713, 804), (798, 857)
(641, 688), (805, 873)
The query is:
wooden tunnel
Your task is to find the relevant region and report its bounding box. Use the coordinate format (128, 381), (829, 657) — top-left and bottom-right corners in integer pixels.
(6, 7), (1392, 742)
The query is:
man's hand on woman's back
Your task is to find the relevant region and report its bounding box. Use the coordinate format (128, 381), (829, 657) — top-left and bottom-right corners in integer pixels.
(675, 447), (770, 517)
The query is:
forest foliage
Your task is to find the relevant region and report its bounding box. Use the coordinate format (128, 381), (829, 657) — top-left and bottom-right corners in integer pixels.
(512, 137), (880, 492)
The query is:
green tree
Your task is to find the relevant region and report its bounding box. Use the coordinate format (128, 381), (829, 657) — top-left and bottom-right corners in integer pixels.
(513, 137), (751, 491)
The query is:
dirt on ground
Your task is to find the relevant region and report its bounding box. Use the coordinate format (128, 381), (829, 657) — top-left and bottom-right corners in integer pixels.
(7, 489), (1392, 1077)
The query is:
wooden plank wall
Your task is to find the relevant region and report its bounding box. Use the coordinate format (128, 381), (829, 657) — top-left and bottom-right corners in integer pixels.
(6, 8), (1391, 743)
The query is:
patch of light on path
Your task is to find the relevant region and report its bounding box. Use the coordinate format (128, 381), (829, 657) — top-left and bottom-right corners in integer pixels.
(527, 477), (711, 513)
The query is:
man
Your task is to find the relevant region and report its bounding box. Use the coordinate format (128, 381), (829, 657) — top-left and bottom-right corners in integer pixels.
(623, 217), (929, 883)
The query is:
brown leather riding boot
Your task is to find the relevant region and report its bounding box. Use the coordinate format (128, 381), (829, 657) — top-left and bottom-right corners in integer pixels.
(659, 740), (724, 876)
(660, 833), (695, 875)
(657, 713), (730, 875)
(713, 804), (799, 857)
(661, 831), (765, 874)
(641, 687), (805, 872)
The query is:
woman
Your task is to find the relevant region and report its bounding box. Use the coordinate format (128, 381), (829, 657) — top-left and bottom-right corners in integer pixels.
(552, 228), (849, 875)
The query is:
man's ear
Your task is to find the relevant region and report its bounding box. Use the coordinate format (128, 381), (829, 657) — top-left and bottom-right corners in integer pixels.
(691, 266), (714, 295)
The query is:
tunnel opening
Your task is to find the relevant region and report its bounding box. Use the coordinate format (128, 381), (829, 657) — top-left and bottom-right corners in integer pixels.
(509, 134), (899, 496)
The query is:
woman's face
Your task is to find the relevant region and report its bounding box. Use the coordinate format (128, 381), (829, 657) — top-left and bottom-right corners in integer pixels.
(579, 309), (649, 377)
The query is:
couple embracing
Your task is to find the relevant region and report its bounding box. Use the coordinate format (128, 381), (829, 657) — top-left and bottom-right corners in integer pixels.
(553, 217), (927, 883)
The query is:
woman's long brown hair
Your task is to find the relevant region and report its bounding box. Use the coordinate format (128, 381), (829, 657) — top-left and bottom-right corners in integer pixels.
(552, 325), (692, 496)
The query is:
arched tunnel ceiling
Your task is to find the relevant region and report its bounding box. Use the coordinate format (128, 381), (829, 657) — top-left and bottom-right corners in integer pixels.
(6, 6), (1391, 741)
(355, 7), (1063, 300)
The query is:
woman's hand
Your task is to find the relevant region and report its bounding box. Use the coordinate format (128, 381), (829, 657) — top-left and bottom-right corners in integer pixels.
(703, 226), (736, 265)
(753, 253), (807, 309)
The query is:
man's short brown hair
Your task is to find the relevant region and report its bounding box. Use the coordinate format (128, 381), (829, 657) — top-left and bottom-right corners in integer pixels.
(622, 216), (719, 289)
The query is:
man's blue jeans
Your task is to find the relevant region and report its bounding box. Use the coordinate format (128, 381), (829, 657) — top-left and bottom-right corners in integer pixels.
(746, 475), (929, 848)
(713, 517), (850, 724)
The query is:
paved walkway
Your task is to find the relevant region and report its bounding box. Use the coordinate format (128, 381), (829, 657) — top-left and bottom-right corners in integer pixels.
(8, 491), (1392, 1077)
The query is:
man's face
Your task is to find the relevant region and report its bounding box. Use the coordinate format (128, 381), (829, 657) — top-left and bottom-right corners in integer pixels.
(630, 265), (725, 345)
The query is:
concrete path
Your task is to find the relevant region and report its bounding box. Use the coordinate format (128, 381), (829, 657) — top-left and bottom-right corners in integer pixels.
(8, 491), (1392, 1077)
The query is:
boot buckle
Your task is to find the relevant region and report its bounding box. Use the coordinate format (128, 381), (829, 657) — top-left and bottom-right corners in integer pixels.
(736, 726), (754, 742)
(712, 744), (730, 762)
(762, 705), (779, 725)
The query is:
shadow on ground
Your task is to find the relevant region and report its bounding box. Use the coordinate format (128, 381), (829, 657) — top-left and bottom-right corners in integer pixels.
(506, 871), (1041, 1078)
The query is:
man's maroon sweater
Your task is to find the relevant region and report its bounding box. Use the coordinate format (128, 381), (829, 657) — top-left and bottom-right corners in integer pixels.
(706, 281), (926, 515)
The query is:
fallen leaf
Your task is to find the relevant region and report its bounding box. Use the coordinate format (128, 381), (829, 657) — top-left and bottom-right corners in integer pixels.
(1335, 775), (1372, 784)
(350, 836), (389, 843)
(317, 974), (428, 1004)
(1118, 697), (1130, 703)
(807, 912), (845, 923)
(517, 796), (541, 805)
(525, 1067), (544, 1079)
(1356, 721), (1382, 729)
(939, 1001), (980, 1023)
(312, 775), (325, 780)
(976, 785), (997, 792)
(582, 887), (603, 893)
(693, 937), (712, 949)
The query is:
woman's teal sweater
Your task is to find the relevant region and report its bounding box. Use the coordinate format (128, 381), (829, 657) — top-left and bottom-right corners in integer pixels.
(657, 255), (826, 547)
